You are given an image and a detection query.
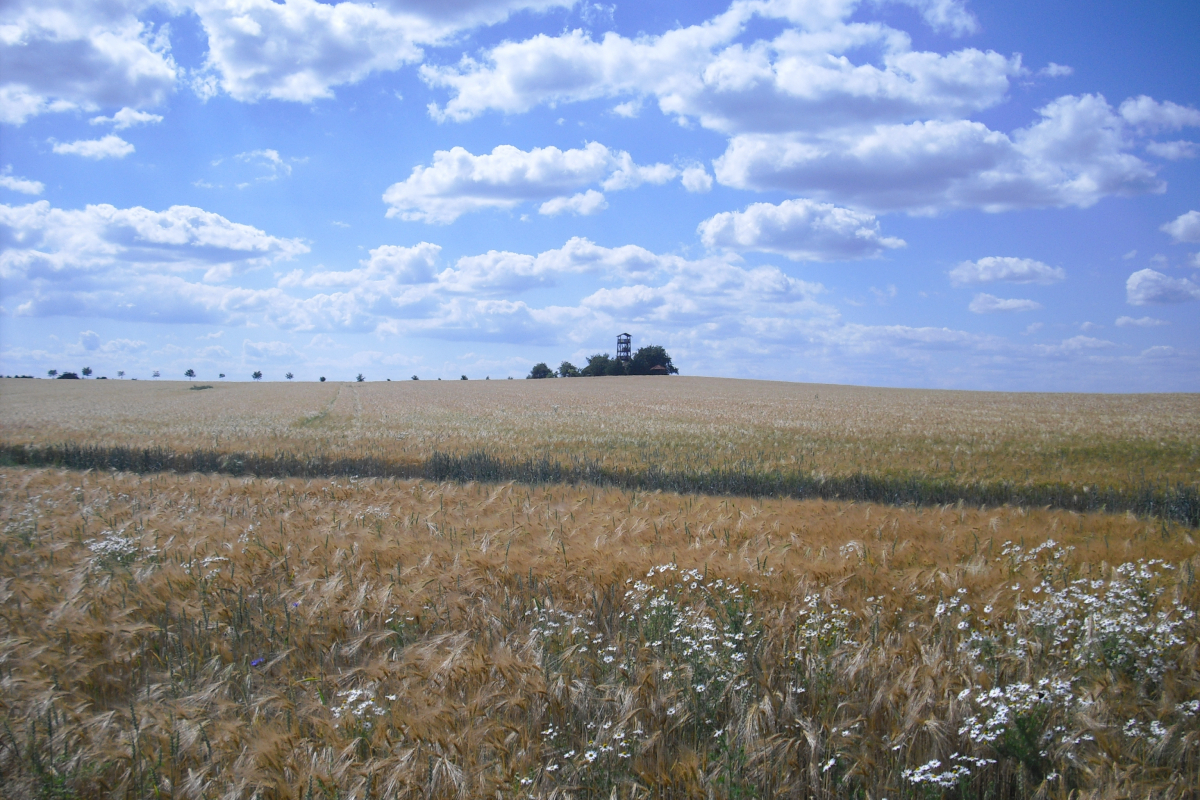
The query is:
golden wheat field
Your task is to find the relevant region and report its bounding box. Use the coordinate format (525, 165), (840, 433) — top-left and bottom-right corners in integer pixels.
(1, 378), (1200, 799)
(2, 378), (1198, 487)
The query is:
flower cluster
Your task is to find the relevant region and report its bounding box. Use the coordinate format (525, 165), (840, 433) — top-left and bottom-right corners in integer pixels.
(794, 593), (856, 656)
(87, 529), (149, 567)
(958, 678), (1074, 747)
(331, 688), (389, 728)
(1007, 558), (1191, 680)
(623, 565), (757, 697)
(902, 753), (994, 787)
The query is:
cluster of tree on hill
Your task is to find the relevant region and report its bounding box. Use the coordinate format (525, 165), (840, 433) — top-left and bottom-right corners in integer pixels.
(528, 345), (679, 379)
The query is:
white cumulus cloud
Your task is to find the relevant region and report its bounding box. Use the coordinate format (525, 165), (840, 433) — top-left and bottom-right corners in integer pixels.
(421, 6), (1017, 131)
(948, 257), (1066, 286)
(0, 200), (308, 286)
(51, 135), (135, 159)
(1146, 140), (1197, 160)
(193, 0), (572, 103)
(539, 190), (608, 216)
(681, 166), (713, 193)
(1116, 316), (1168, 327)
(714, 94), (1170, 213)
(698, 198), (905, 261)
(89, 107), (163, 129)
(969, 293), (1042, 313)
(382, 142), (673, 223)
(1118, 95), (1200, 132)
(1161, 210), (1200, 243)
(1125, 269), (1200, 305)
(0, 0), (176, 125)
(0, 167), (43, 195)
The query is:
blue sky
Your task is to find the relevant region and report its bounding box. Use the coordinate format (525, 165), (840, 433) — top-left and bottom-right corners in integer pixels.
(1, 0), (1197, 390)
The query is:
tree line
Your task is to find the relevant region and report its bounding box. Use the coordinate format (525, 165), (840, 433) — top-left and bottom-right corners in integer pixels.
(528, 345), (679, 378)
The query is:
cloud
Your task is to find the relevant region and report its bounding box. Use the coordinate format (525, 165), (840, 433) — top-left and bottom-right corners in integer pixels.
(969, 293), (1042, 313)
(194, 0), (572, 103)
(697, 198), (905, 261)
(891, 0), (979, 35)
(1146, 140), (1197, 160)
(1125, 268), (1200, 305)
(0, 200), (309, 286)
(0, 167), (43, 195)
(89, 107), (162, 129)
(1038, 62), (1073, 77)
(0, 0), (176, 125)
(681, 166), (713, 193)
(1118, 95), (1200, 133)
(539, 190), (608, 216)
(243, 339), (300, 360)
(1032, 335), (1115, 357)
(421, 6), (1018, 131)
(51, 135), (135, 159)
(948, 256), (1066, 286)
(235, 149), (294, 182)
(1161, 210), (1200, 243)
(280, 242), (441, 288)
(713, 94), (1168, 213)
(382, 142), (673, 223)
(75, 329), (146, 355)
(1116, 315), (1168, 327)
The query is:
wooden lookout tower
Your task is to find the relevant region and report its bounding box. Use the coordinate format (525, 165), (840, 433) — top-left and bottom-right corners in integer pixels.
(616, 332), (632, 362)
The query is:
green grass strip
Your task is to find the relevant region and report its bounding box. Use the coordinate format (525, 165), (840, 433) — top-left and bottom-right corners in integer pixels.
(2, 442), (1196, 527)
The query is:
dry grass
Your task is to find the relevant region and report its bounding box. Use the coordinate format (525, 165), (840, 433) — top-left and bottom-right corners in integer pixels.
(2, 467), (1198, 799)
(2, 378), (1197, 488)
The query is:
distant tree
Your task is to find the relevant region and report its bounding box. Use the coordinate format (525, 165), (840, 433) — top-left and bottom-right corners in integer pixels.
(356, 373), (365, 382)
(252, 371), (263, 381)
(286, 372), (294, 380)
(219, 373), (225, 379)
(580, 353), (612, 377)
(629, 345), (679, 375)
(117, 371), (125, 379)
(57, 372), (79, 379)
(81, 367), (93, 378)
(47, 369), (57, 377)
(558, 361), (580, 378)
(184, 369), (196, 379)
(527, 362), (554, 379)
(412, 375), (419, 380)
(604, 358), (628, 376)
(319, 376), (326, 382)
(461, 375), (468, 380)
(152, 370), (160, 378)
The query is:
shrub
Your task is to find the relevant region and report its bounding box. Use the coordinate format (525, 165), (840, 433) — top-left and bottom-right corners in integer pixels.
(528, 362), (554, 379)
(56, 372), (79, 380)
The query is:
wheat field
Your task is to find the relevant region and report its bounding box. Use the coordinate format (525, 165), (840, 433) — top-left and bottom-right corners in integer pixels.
(1, 378), (1199, 799)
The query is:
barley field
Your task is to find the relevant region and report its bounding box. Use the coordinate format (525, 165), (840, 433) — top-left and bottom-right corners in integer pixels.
(0, 467), (1197, 799)
(1, 377), (1199, 799)
(2, 378), (1197, 488)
